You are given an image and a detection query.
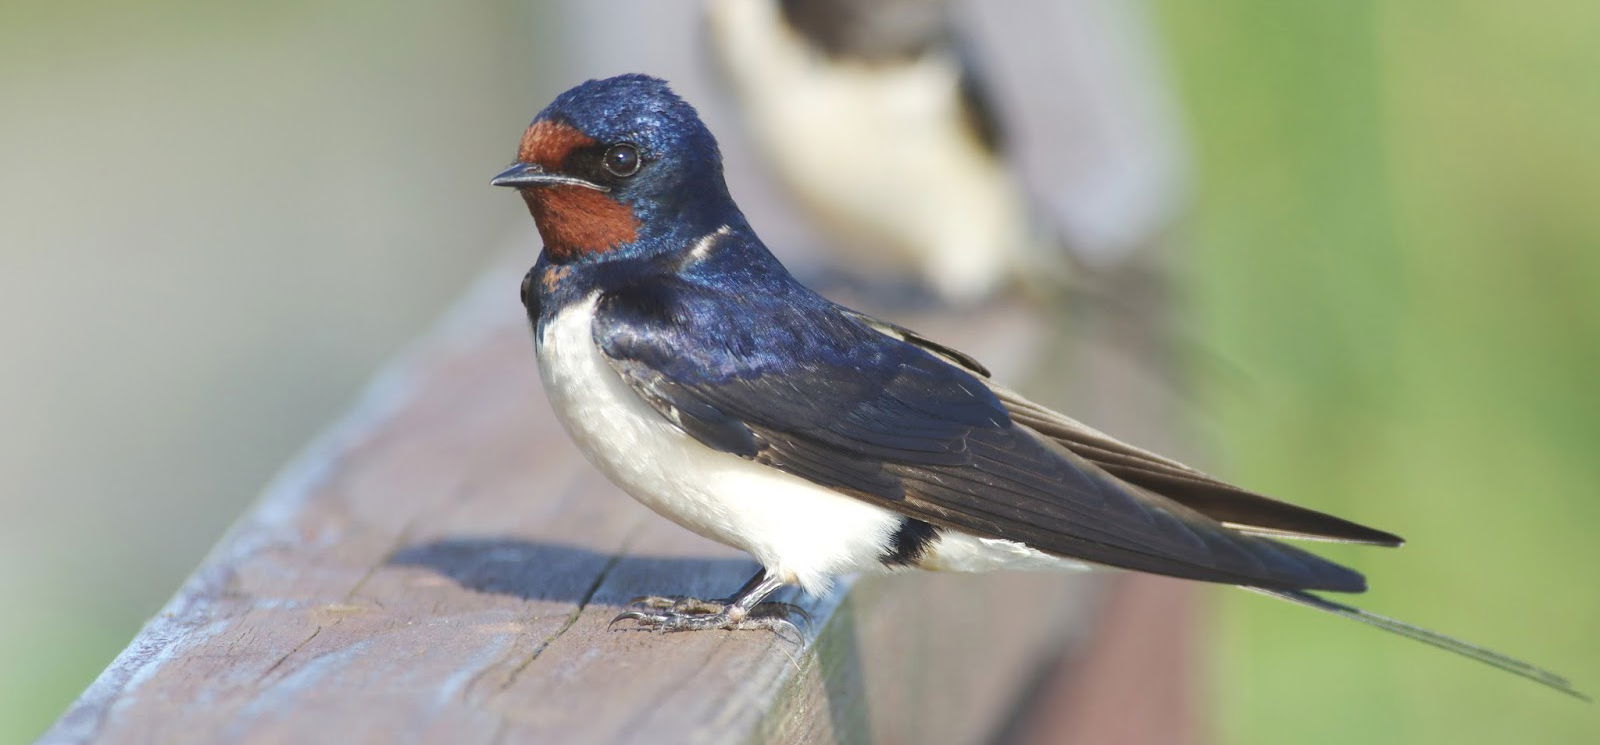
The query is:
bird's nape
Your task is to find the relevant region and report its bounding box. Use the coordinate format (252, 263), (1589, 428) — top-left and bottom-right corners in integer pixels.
(498, 73), (1584, 701)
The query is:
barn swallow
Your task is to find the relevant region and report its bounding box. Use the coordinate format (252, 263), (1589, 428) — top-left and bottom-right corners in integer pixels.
(705, 0), (1059, 304)
(493, 74), (1581, 697)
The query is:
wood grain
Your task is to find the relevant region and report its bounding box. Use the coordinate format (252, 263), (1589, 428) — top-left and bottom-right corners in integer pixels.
(40, 260), (1126, 745)
(42, 0), (1204, 739)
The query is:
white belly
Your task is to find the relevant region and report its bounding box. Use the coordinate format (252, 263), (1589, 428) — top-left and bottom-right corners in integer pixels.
(535, 293), (1088, 594)
(706, 0), (1034, 302)
(536, 295), (903, 594)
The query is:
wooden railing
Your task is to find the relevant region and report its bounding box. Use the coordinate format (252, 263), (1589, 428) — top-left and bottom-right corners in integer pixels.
(39, 2), (1200, 742)
(37, 256), (1201, 745)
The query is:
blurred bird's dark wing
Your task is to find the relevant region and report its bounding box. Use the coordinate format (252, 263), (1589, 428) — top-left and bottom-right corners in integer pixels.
(595, 281), (1366, 593)
(598, 284), (1583, 697)
(840, 307), (1403, 547)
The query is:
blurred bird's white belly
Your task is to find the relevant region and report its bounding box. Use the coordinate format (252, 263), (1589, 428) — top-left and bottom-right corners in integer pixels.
(536, 294), (904, 594)
(706, 0), (1033, 302)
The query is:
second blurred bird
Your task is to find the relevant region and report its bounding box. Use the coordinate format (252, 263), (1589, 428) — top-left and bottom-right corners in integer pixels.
(706, 0), (1065, 304)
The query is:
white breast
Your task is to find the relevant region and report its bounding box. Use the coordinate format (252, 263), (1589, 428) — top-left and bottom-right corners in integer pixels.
(535, 294), (904, 594)
(535, 293), (1089, 593)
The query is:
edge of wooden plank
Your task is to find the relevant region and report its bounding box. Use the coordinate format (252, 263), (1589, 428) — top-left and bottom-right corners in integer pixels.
(38, 262), (525, 745)
(40, 252), (1104, 745)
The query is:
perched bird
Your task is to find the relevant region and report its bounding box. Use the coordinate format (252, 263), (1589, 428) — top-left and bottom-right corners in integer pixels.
(493, 74), (1580, 697)
(704, 0), (1053, 303)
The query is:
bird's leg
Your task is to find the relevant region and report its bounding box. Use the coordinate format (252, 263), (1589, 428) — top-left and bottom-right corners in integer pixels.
(611, 571), (807, 635)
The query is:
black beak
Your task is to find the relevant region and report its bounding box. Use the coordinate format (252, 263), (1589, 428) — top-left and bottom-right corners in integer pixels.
(491, 162), (608, 191)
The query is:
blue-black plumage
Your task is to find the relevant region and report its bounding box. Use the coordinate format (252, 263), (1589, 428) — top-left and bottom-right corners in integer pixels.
(493, 74), (1582, 698)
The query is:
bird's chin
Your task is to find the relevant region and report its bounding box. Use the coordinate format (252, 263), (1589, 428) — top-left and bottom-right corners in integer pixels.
(521, 187), (640, 262)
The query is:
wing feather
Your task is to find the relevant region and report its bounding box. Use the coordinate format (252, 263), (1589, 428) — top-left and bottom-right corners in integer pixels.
(594, 281), (1370, 592)
(992, 384), (1404, 546)
(853, 313), (1405, 548)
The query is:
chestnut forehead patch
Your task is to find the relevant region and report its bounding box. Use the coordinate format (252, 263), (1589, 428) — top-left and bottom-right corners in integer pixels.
(518, 120), (595, 168)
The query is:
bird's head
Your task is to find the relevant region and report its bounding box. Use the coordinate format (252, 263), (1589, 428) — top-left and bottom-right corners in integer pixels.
(493, 74), (740, 263)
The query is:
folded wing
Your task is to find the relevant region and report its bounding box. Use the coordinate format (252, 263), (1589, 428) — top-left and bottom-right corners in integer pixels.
(597, 280), (1372, 592)
(845, 306), (1403, 547)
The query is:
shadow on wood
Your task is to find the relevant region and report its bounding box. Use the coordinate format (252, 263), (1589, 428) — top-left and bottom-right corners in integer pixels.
(41, 0), (1205, 740)
(386, 538), (760, 605)
(37, 262), (1118, 745)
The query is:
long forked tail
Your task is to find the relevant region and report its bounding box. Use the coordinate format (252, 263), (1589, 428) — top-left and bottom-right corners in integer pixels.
(1247, 587), (1589, 701)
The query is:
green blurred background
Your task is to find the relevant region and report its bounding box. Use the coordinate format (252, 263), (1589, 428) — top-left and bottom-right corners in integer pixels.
(1155, 1), (1600, 743)
(1, 1), (1595, 743)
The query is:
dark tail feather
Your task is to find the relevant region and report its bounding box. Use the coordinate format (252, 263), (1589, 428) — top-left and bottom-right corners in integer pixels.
(1246, 587), (1588, 701)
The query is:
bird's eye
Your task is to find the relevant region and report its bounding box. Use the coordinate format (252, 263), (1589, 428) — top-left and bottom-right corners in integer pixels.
(603, 143), (641, 177)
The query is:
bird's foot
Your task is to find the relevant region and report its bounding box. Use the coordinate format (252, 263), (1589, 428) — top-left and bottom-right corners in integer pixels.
(611, 596), (809, 638)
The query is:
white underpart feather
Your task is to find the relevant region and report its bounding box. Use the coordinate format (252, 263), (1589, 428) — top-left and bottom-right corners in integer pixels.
(540, 293), (900, 594)
(916, 532), (1088, 574)
(706, 0), (1036, 302)
(537, 290), (1085, 594)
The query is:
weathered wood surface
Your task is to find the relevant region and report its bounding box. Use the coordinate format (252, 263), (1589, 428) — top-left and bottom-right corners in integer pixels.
(40, 248), (1209, 745)
(38, 257), (1104, 745)
(42, 0), (1206, 741)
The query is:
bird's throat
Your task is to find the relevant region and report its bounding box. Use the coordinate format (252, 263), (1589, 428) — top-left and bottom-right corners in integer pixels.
(522, 187), (640, 263)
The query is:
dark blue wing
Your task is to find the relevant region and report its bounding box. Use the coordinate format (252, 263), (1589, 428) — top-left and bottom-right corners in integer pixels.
(594, 278), (1366, 592)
